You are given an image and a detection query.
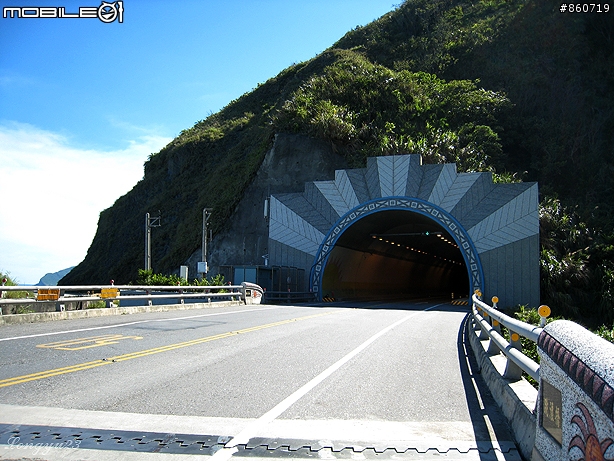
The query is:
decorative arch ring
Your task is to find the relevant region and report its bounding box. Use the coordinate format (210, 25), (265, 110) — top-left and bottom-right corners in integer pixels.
(310, 197), (484, 300)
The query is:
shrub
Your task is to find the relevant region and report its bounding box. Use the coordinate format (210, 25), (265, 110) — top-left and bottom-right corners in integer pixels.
(136, 269), (225, 288)
(273, 53), (510, 172)
(0, 271), (32, 299)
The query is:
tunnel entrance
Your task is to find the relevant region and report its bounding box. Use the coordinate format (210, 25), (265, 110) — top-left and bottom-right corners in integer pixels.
(320, 210), (469, 300)
(270, 155), (537, 307)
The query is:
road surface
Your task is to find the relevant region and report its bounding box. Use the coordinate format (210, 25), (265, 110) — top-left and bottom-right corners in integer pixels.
(0, 300), (521, 460)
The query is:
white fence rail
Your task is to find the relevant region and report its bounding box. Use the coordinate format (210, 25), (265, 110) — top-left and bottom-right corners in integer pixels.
(0, 284), (258, 311)
(471, 292), (547, 381)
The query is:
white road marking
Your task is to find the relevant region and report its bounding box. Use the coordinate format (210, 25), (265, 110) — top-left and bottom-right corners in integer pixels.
(210, 303), (444, 460)
(0, 305), (293, 342)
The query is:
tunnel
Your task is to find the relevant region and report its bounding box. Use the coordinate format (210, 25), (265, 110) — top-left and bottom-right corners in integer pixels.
(320, 210), (469, 301)
(269, 155), (538, 307)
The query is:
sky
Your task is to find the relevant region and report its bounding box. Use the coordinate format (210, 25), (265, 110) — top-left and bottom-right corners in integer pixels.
(0, 0), (396, 284)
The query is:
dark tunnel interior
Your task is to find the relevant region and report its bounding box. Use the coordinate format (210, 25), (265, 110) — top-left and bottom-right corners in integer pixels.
(321, 210), (469, 300)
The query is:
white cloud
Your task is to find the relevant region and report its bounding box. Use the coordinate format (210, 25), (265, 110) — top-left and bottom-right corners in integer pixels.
(0, 122), (171, 284)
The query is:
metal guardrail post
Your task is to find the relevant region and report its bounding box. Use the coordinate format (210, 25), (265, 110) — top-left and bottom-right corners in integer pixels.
(538, 304), (551, 327)
(239, 284), (246, 304)
(485, 297), (501, 354)
(477, 310), (490, 339)
(499, 289), (525, 380)
(473, 292), (490, 340)
(504, 328), (524, 380)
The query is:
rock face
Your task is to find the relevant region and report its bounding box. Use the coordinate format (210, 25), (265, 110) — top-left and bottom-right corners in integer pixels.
(184, 133), (348, 278)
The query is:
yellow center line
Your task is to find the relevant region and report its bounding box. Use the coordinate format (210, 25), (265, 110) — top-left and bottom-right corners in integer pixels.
(0, 311), (338, 388)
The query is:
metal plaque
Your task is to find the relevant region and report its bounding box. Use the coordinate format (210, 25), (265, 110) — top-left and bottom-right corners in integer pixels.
(541, 379), (563, 445)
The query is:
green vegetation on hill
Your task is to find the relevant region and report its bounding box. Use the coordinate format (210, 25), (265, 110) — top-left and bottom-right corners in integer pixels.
(332, 0), (613, 210)
(273, 51), (511, 174)
(539, 197), (614, 326)
(62, 0), (614, 327)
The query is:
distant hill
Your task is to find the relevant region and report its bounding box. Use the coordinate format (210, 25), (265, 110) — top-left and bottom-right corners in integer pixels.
(37, 267), (74, 286)
(60, 0), (614, 323)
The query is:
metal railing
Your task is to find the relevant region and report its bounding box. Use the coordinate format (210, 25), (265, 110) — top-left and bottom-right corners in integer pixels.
(471, 292), (548, 381)
(0, 284), (249, 312)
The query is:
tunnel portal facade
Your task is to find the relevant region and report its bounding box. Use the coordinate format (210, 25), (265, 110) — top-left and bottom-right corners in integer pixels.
(268, 154), (539, 307)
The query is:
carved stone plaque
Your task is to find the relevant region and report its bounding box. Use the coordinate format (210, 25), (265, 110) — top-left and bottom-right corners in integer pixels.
(541, 379), (563, 445)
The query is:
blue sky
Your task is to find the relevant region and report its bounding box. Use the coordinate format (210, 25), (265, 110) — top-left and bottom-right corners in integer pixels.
(0, 0), (396, 284)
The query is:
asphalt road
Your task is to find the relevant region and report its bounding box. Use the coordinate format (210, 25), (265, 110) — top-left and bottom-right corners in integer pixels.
(0, 300), (521, 460)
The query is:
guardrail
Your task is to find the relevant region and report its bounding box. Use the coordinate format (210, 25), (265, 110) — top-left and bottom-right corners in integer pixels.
(469, 292), (547, 459)
(471, 292), (614, 461)
(470, 292), (555, 459)
(471, 292), (548, 381)
(0, 284), (255, 312)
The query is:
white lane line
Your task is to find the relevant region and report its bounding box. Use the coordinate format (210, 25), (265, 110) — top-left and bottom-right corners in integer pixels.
(211, 303), (444, 461)
(0, 305), (294, 342)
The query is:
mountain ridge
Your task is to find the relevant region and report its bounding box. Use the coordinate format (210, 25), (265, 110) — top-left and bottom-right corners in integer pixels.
(60, 0), (614, 322)
(37, 267), (74, 286)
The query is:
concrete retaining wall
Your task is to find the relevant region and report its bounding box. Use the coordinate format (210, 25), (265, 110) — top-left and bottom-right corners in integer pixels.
(0, 300), (242, 326)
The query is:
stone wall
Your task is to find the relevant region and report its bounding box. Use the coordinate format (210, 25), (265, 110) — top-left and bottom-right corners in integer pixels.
(534, 320), (614, 461)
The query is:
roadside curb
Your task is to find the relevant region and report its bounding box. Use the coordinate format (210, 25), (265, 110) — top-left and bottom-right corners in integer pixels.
(466, 317), (537, 460)
(0, 301), (243, 326)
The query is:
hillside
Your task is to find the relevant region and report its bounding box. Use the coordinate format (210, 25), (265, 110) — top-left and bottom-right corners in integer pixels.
(37, 267), (74, 286)
(61, 0), (614, 323)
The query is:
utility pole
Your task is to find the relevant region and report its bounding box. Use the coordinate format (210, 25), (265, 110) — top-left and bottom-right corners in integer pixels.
(145, 211), (161, 271)
(200, 208), (213, 278)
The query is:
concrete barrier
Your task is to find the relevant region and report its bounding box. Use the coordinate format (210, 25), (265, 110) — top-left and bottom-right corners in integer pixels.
(533, 320), (614, 461)
(467, 319), (538, 460)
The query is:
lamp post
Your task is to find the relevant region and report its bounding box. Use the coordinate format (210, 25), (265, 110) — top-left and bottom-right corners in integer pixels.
(201, 208), (213, 277)
(144, 212), (161, 271)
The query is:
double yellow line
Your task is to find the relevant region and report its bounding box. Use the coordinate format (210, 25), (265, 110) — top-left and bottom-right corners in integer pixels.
(0, 311), (336, 388)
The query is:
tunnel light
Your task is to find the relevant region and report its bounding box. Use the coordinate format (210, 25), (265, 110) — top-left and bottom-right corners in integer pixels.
(373, 233), (464, 267)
